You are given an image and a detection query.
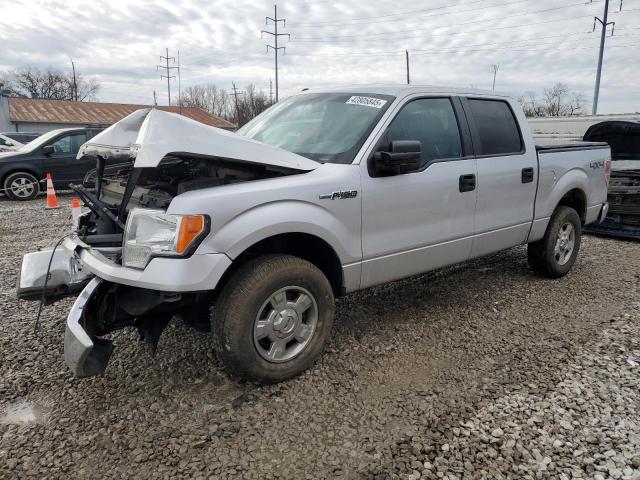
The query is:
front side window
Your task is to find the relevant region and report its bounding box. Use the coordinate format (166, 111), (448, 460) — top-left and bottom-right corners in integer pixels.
(467, 99), (523, 156)
(385, 98), (463, 167)
(50, 133), (86, 154)
(237, 92), (395, 164)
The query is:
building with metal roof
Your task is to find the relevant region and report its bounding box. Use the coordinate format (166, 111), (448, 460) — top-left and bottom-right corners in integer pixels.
(0, 95), (235, 133)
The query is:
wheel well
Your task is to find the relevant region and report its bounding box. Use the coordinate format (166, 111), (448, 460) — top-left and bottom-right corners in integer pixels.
(558, 188), (586, 223)
(1, 169), (41, 188)
(217, 233), (344, 297)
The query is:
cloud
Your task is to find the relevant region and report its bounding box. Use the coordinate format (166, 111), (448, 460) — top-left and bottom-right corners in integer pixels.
(0, 0), (638, 113)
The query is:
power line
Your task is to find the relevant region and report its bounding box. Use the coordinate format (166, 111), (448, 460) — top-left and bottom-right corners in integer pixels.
(290, 0), (601, 29)
(285, 32), (609, 58)
(156, 47), (177, 106)
(291, 2), (601, 42)
(261, 4), (290, 102)
(291, 0), (489, 26)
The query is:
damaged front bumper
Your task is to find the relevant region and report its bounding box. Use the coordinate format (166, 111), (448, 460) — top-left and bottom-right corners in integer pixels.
(17, 246), (92, 303)
(64, 278), (114, 377)
(18, 235), (232, 377)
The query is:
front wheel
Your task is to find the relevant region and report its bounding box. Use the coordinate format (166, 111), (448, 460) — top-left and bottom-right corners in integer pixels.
(528, 206), (582, 278)
(212, 254), (335, 383)
(3, 171), (40, 200)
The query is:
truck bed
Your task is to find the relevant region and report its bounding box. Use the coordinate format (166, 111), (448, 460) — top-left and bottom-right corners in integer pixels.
(535, 142), (609, 153)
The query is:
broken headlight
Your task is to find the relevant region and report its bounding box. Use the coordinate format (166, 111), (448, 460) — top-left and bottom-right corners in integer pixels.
(123, 208), (208, 269)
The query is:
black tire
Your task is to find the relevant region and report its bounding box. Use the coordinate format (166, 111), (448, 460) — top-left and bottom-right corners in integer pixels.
(3, 171), (40, 201)
(528, 206), (582, 278)
(213, 254), (335, 383)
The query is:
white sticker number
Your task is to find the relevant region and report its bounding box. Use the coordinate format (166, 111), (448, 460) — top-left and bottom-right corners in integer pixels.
(345, 96), (387, 109)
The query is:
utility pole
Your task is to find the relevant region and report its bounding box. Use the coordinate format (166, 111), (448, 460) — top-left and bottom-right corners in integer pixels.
(269, 78), (273, 104)
(157, 48), (177, 106)
(405, 50), (410, 85)
(153, 90), (157, 106)
(70, 59), (78, 101)
(592, 0), (615, 114)
(261, 5), (290, 103)
(491, 64), (499, 92)
(230, 82), (245, 126)
(177, 50), (182, 114)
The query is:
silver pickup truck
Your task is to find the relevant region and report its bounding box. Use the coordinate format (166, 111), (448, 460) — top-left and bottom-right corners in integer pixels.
(18, 86), (610, 383)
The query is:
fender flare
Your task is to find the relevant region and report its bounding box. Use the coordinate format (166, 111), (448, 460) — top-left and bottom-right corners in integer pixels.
(541, 168), (589, 219)
(200, 200), (359, 265)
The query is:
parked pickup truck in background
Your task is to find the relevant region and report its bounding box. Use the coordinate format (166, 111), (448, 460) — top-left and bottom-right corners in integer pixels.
(17, 86), (610, 383)
(582, 120), (640, 239)
(0, 127), (103, 200)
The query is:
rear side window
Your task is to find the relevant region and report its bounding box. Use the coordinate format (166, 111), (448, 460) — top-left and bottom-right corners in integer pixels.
(467, 99), (523, 155)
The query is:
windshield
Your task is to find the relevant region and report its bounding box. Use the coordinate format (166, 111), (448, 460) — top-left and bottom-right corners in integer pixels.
(17, 129), (67, 152)
(237, 92), (395, 164)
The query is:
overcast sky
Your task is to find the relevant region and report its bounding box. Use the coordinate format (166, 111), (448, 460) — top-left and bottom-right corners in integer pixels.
(1, 0), (638, 113)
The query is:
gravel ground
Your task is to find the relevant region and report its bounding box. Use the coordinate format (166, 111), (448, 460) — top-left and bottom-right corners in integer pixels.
(0, 195), (639, 480)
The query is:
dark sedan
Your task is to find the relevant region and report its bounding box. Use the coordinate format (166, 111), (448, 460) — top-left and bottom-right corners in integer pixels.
(0, 127), (103, 200)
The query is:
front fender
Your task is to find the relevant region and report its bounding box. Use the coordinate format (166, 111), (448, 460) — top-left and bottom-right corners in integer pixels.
(198, 200), (360, 265)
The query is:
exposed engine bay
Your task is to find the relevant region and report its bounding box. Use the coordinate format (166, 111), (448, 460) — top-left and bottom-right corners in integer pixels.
(74, 155), (300, 243)
(98, 155), (294, 210)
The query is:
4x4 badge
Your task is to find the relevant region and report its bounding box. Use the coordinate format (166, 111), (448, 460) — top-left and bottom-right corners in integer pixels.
(319, 190), (358, 200)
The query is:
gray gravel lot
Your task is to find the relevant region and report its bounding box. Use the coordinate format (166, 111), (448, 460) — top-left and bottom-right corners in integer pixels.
(0, 195), (639, 479)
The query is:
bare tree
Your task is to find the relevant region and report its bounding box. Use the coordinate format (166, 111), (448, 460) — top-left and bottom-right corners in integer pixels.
(518, 83), (587, 117)
(2, 67), (99, 101)
(180, 83), (271, 125)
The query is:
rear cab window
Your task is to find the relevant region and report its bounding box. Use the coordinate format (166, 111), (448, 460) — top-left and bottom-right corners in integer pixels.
(466, 98), (523, 156)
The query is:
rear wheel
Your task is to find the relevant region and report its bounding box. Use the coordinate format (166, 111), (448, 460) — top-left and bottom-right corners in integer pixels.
(528, 206), (582, 278)
(3, 171), (40, 200)
(212, 254), (335, 383)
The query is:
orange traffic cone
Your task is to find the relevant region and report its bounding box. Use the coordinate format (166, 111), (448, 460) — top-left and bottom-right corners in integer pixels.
(45, 173), (59, 209)
(71, 198), (81, 229)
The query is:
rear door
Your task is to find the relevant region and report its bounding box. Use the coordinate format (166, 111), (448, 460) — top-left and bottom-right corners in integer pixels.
(43, 132), (88, 186)
(462, 97), (537, 257)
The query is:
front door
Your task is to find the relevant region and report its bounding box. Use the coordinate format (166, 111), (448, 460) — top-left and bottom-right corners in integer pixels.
(43, 132), (89, 186)
(360, 96), (478, 288)
(462, 97), (538, 257)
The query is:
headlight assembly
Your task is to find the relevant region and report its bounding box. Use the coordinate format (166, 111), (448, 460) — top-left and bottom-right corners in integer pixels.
(122, 208), (209, 269)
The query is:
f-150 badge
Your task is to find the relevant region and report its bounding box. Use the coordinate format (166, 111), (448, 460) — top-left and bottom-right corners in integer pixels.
(319, 190), (358, 200)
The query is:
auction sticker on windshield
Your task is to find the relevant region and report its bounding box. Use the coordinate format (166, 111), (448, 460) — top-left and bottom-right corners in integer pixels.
(346, 96), (388, 108)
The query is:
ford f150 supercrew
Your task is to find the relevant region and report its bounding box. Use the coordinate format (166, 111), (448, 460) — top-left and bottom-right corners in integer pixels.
(17, 86), (611, 383)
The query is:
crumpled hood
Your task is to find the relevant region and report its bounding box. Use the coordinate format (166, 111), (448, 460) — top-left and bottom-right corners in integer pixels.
(77, 108), (318, 171)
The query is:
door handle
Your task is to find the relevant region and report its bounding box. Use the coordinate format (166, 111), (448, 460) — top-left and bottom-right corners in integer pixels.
(459, 174), (476, 192)
(522, 167), (534, 184)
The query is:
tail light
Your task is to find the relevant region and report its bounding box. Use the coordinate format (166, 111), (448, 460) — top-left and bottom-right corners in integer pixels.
(604, 158), (612, 188)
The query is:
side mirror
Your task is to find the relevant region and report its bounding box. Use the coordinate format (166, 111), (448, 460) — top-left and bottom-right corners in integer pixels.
(42, 145), (54, 156)
(369, 140), (422, 176)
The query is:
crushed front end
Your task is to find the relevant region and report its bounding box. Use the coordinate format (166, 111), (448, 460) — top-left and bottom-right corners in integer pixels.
(16, 108), (315, 377)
